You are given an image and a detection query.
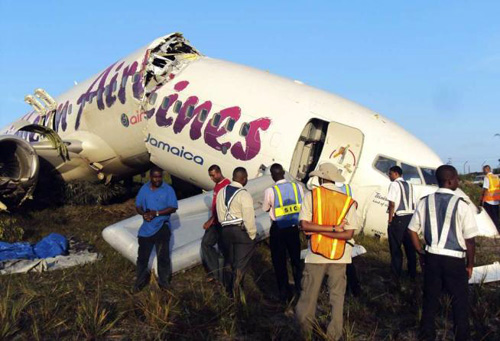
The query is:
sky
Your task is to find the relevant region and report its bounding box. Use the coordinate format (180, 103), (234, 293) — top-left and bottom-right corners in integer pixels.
(0, 1), (499, 172)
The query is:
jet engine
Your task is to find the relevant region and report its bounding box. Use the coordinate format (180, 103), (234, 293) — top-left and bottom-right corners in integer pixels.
(0, 135), (39, 209)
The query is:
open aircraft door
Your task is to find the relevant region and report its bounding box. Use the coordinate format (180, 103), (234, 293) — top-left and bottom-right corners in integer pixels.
(307, 121), (364, 187)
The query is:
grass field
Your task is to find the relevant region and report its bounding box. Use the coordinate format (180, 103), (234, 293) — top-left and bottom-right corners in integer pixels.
(0, 179), (499, 340)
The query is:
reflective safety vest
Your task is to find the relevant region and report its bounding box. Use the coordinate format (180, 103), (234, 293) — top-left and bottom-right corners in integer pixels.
(423, 192), (467, 258)
(339, 184), (352, 198)
(310, 187), (356, 260)
(220, 186), (247, 227)
(395, 180), (415, 214)
(273, 182), (302, 228)
(484, 173), (500, 202)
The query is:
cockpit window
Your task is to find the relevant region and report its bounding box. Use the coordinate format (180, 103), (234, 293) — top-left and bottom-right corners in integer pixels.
(374, 156), (397, 175)
(401, 163), (422, 185)
(421, 167), (438, 185)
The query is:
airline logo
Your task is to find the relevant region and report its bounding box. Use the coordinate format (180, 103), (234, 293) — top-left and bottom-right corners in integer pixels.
(13, 54), (272, 162)
(121, 113), (147, 127)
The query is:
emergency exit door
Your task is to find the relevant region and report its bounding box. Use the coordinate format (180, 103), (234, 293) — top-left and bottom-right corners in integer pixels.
(315, 122), (364, 184)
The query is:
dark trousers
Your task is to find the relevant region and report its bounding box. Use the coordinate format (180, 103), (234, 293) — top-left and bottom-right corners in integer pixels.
(221, 225), (256, 295)
(135, 223), (171, 290)
(201, 224), (224, 281)
(420, 253), (469, 341)
(346, 262), (362, 296)
(388, 214), (417, 278)
(269, 222), (302, 299)
(484, 202), (499, 231)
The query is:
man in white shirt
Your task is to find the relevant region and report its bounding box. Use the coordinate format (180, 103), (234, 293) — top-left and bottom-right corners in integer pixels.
(387, 165), (417, 279)
(295, 163), (359, 341)
(479, 165), (499, 231)
(408, 165), (478, 341)
(216, 167), (256, 298)
(262, 163), (305, 302)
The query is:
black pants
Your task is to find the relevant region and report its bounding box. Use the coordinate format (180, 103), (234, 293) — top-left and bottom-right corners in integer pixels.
(484, 202), (499, 231)
(201, 223), (224, 281)
(346, 262), (362, 296)
(135, 223), (171, 290)
(269, 222), (302, 299)
(388, 214), (417, 278)
(420, 253), (469, 341)
(221, 225), (256, 295)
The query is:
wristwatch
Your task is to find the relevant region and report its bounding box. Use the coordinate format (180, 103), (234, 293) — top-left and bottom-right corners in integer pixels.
(156, 211), (159, 217)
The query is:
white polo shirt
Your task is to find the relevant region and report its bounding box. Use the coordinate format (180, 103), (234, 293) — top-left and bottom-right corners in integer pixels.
(408, 188), (479, 257)
(387, 177), (416, 216)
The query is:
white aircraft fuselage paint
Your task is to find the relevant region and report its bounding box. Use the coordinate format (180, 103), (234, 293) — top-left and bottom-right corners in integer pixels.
(2, 33), (497, 241)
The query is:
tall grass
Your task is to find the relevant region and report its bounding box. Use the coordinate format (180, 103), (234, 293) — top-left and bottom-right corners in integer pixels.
(0, 283), (34, 339)
(0, 180), (498, 339)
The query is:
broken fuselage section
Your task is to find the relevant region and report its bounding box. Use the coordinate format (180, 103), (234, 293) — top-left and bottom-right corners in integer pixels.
(0, 33), (201, 209)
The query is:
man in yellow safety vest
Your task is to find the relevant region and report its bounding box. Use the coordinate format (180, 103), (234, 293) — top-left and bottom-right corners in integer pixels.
(262, 163), (305, 302)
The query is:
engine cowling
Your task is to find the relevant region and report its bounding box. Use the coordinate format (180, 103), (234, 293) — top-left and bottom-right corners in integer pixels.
(0, 135), (39, 209)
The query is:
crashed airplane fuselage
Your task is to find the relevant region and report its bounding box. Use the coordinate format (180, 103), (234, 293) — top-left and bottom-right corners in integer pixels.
(1, 33), (497, 262)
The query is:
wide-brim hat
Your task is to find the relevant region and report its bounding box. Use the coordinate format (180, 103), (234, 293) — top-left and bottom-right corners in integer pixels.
(309, 163), (345, 183)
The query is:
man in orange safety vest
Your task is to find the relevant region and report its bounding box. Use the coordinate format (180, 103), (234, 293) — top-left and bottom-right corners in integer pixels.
(479, 165), (500, 232)
(295, 163), (359, 341)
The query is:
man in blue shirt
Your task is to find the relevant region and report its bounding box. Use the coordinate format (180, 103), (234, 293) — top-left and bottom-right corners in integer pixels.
(134, 166), (178, 292)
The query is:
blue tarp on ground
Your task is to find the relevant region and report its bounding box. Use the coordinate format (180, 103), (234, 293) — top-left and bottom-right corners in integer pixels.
(0, 233), (68, 261)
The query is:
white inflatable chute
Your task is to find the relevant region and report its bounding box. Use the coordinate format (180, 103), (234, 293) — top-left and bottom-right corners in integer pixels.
(102, 174), (277, 274)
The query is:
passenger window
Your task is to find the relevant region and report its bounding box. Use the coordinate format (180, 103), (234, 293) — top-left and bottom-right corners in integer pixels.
(161, 97), (170, 110)
(68, 104), (72, 115)
(198, 109), (208, 122)
(374, 156), (397, 175)
(226, 118), (236, 132)
(186, 105), (195, 118)
(421, 167), (438, 185)
(401, 163), (422, 185)
(133, 73), (141, 84)
(211, 113), (221, 126)
(121, 77), (128, 88)
(173, 100), (182, 113)
(240, 123), (250, 137)
(112, 80), (117, 92)
(148, 92), (158, 105)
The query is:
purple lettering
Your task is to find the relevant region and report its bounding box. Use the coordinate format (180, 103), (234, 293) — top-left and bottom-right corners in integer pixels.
(75, 62), (117, 130)
(231, 117), (271, 161)
(204, 107), (241, 152)
(155, 94), (178, 127)
(173, 96), (199, 134)
(118, 62), (138, 104)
